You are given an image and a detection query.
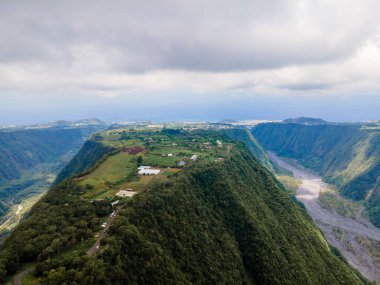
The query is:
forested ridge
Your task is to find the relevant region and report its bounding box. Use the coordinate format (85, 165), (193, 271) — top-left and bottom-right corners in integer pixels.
(223, 128), (275, 171)
(0, 126), (105, 224)
(252, 122), (380, 226)
(0, 135), (367, 284)
(0, 127), (100, 182)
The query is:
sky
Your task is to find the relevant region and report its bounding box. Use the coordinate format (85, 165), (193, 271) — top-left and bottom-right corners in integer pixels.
(1, 0), (380, 124)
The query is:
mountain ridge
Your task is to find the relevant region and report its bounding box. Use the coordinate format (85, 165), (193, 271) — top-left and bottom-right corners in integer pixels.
(0, 129), (368, 284)
(252, 122), (380, 226)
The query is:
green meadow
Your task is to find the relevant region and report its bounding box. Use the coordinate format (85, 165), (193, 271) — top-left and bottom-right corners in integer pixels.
(76, 129), (230, 200)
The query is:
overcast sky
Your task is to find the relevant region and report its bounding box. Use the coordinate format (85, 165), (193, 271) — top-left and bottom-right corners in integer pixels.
(1, 0), (380, 124)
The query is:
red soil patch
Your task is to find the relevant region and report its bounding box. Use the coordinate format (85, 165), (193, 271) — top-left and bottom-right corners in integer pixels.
(122, 147), (144, 155)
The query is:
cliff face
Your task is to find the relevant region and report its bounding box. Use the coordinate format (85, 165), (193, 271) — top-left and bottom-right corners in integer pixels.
(0, 127), (99, 182)
(0, 126), (104, 222)
(252, 123), (380, 226)
(223, 128), (275, 171)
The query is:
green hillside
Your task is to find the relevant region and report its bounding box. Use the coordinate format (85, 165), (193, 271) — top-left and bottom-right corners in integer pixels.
(252, 122), (380, 226)
(0, 127), (101, 182)
(55, 139), (116, 184)
(223, 128), (275, 172)
(0, 129), (367, 284)
(0, 125), (105, 238)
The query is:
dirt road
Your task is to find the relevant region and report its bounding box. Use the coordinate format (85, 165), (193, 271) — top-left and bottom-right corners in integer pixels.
(269, 152), (380, 283)
(87, 210), (118, 256)
(11, 267), (33, 285)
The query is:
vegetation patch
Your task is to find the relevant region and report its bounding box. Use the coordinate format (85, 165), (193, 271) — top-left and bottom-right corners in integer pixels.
(276, 175), (302, 194)
(319, 188), (363, 219)
(356, 236), (380, 263)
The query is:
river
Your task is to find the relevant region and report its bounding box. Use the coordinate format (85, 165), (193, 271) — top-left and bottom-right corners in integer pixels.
(269, 152), (380, 283)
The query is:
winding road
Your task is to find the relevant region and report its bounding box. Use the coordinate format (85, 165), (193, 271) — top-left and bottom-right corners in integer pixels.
(269, 152), (380, 283)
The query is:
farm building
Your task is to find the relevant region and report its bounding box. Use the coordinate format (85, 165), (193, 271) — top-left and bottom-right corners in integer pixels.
(138, 168), (160, 175)
(178, 160), (186, 167)
(138, 166), (151, 170)
(116, 189), (137, 197)
(190, 155), (198, 161)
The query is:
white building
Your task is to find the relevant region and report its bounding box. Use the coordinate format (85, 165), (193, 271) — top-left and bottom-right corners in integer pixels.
(190, 154), (198, 161)
(138, 166), (151, 170)
(138, 168), (161, 175)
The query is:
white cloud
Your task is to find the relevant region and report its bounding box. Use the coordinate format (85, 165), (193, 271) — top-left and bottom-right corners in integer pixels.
(0, 0), (380, 101)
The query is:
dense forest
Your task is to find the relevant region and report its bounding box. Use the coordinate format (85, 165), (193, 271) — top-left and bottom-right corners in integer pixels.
(252, 122), (380, 226)
(0, 180), (111, 281)
(0, 134), (367, 284)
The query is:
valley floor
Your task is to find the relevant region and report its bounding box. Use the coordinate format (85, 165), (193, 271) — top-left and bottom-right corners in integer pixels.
(269, 152), (380, 284)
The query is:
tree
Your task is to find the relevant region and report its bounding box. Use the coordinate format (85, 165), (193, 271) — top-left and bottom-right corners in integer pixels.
(136, 156), (143, 166)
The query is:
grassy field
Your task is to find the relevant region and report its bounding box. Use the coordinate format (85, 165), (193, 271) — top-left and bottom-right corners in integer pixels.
(119, 168), (180, 191)
(79, 152), (136, 186)
(76, 129), (230, 201)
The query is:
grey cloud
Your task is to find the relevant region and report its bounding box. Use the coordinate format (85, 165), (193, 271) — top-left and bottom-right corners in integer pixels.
(1, 0), (379, 72)
(280, 83), (332, 91)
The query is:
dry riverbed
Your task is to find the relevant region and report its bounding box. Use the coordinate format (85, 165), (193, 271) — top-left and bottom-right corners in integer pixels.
(269, 152), (380, 284)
